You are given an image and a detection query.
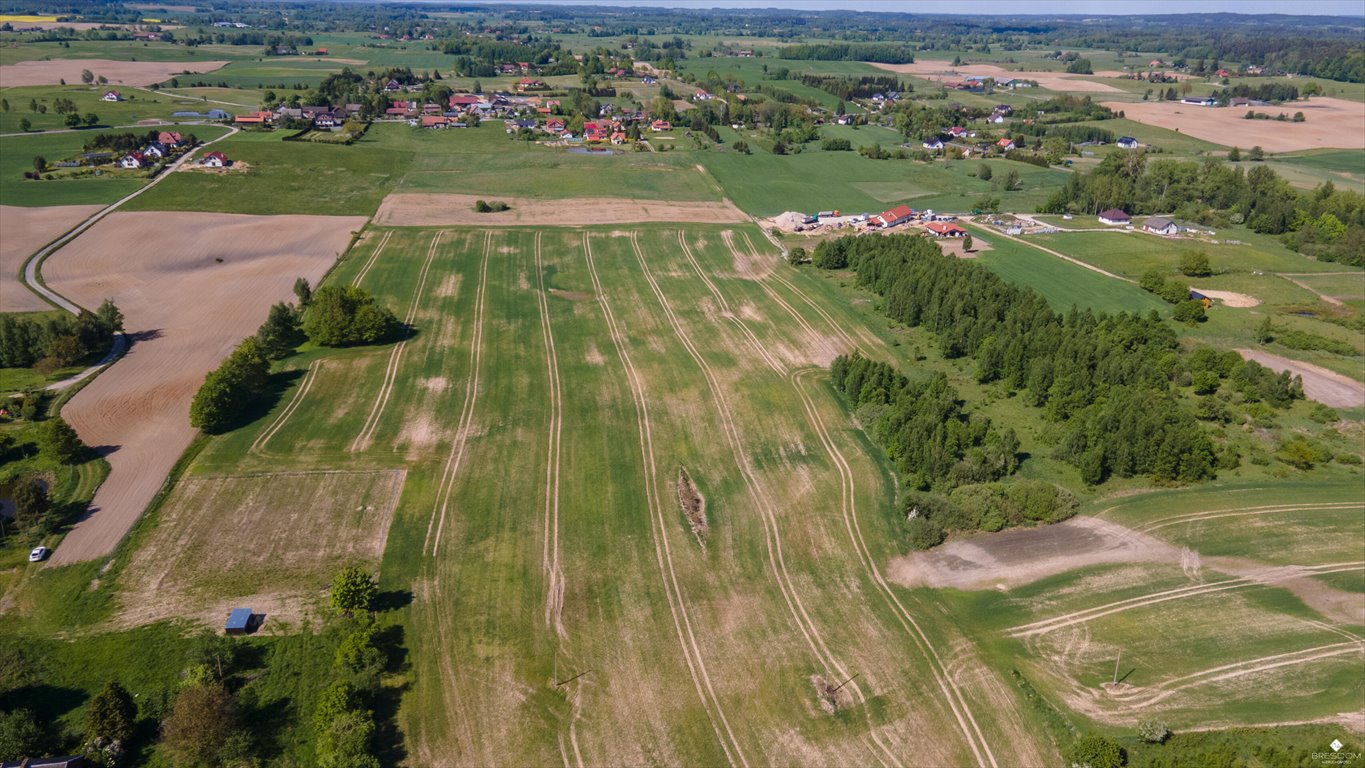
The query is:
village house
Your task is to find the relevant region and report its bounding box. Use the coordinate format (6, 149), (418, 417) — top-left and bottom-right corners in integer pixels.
(314, 112), (340, 129)
(1181, 96), (1216, 106)
(610, 131), (627, 145)
(200, 150), (228, 167)
(1098, 208), (1132, 226)
(516, 78), (546, 92)
(119, 152), (145, 169)
(584, 121), (610, 142)
(158, 131), (183, 147)
(142, 143), (167, 159)
(922, 137), (944, 150)
(650, 119), (672, 132)
(924, 221), (968, 238)
(996, 138), (1016, 152)
(948, 126), (967, 138)
(383, 79), (402, 92)
(1117, 136), (1140, 149)
(102, 90), (123, 102)
(873, 205), (916, 229)
(233, 110), (274, 125)
(1143, 216), (1180, 235)
(546, 117), (566, 133)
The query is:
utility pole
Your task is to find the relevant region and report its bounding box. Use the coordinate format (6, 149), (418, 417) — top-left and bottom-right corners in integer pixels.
(1113, 653), (1121, 685)
(831, 673), (859, 693)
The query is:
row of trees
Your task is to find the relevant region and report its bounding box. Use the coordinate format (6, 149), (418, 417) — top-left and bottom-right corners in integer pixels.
(0, 300), (122, 372)
(814, 234), (1299, 486)
(189, 280), (399, 434)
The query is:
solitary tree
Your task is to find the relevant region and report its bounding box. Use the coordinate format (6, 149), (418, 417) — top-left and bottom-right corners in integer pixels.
(86, 680), (137, 759)
(1248, 145), (1265, 161)
(1178, 250), (1211, 277)
(330, 566), (378, 616)
(43, 417), (86, 464)
(84, 112), (99, 127)
(1227, 146), (1241, 161)
(65, 112), (82, 128)
(18, 118), (30, 132)
(160, 683), (240, 768)
(33, 156), (46, 173)
(293, 276), (313, 307)
(1256, 316), (1274, 344)
(977, 163), (992, 181)
(12, 477), (51, 535)
(96, 299), (124, 333)
(81, 68), (94, 84)
(1003, 169), (1021, 191)
(1067, 734), (1125, 768)
(962, 234), (973, 252)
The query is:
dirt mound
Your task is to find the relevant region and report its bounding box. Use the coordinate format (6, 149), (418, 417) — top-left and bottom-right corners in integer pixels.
(676, 467), (708, 538)
(1191, 288), (1260, 307)
(374, 193), (746, 227)
(44, 211), (365, 565)
(0, 58), (228, 87)
(1236, 348), (1365, 408)
(1104, 98), (1365, 153)
(887, 516), (1181, 591)
(767, 211), (810, 232)
(0, 204), (103, 313)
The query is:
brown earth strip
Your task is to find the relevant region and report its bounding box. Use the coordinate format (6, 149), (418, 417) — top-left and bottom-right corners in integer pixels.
(1104, 98), (1365, 153)
(43, 211), (364, 565)
(373, 192), (747, 227)
(1236, 348), (1365, 408)
(0, 58), (228, 86)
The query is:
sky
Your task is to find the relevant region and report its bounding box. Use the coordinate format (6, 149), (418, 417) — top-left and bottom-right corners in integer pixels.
(470, 0), (1365, 15)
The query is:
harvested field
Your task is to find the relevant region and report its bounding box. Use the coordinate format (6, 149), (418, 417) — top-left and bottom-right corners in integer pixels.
(373, 192), (747, 227)
(1103, 98), (1365, 152)
(1236, 348), (1365, 408)
(888, 516), (1181, 591)
(870, 59), (1123, 93)
(43, 211), (365, 565)
(0, 58), (228, 87)
(1190, 288), (1260, 307)
(0, 204), (101, 313)
(115, 469), (405, 629)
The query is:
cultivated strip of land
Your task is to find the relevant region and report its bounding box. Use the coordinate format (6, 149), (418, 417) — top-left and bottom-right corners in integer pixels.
(373, 192), (747, 227)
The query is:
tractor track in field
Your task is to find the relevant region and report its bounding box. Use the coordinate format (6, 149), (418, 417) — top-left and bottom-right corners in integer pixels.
(534, 232), (567, 639)
(639, 233), (910, 768)
(1112, 641), (1365, 710)
(351, 230), (443, 453)
(1130, 502), (1363, 534)
(250, 359), (320, 457)
(583, 232), (747, 768)
(791, 366), (997, 768)
(676, 231), (785, 375)
(672, 233), (903, 768)
(1009, 561), (1365, 639)
(425, 232), (491, 557)
(353, 229), (393, 288)
(737, 231), (868, 354)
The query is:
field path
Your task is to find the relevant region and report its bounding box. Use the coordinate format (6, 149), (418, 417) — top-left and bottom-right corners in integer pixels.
(963, 222), (1134, 283)
(583, 232), (747, 768)
(1008, 561), (1365, 638)
(353, 230), (394, 288)
(250, 359), (321, 457)
(534, 232), (567, 638)
(676, 231), (785, 374)
(1113, 641), (1365, 709)
(351, 231), (443, 452)
(425, 232), (491, 557)
(1132, 501), (1363, 534)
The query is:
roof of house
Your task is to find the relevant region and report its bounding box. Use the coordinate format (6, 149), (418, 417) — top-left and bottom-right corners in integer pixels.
(925, 221), (967, 235)
(1145, 216), (1175, 230)
(225, 608), (253, 631)
(997, 138), (1014, 147)
(879, 205), (915, 222)
(1099, 208), (1131, 220)
(204, 151), (227, 161)
(1118, 136), (1138, 144)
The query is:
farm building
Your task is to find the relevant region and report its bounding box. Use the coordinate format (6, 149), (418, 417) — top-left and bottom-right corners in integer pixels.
(1117, 136), (1140, 149)
(234, 111), (274, 125)
(925, 221), (968, 238)
(873, 205), (916, 229)
(1181, 96), (1216, 106)
(1098, 209), (1132, 226)
(1144, 216), (1179, 235)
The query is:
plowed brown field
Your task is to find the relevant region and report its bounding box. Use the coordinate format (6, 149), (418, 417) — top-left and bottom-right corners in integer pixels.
(0, 204), (101, 313)
(43, 211), (365, 565)
(1103, 98), (1365, 152)
(0, 58), (227, 87)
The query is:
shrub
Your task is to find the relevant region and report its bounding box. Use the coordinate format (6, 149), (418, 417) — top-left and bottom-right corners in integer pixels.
(330, 566), (378, 616)
(1137, 719), (1171, 744)
(1178, 250), (1211, 277)
(904, 515), (944, 550)
(42, 417), (87, 464)
(1067, 734), (1125, 768)
(820, 137), (852, 151)
(1173, 300), (1207, 324)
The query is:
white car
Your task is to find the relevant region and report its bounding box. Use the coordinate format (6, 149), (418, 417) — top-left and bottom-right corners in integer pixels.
(29, 546), (49, 563)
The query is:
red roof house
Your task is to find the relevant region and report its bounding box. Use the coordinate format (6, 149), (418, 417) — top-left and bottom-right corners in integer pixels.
(874, 205), (916, 228)
(924, 221), (967, 237)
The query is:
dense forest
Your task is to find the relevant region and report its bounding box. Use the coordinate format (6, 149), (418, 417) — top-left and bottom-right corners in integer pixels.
(1040, 151), (1365, 266)
(816, 234), (1302, 504)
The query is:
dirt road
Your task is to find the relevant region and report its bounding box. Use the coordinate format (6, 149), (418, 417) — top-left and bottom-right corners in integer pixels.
(0, 205), (102, 312)
(1236, 348), (1365, 409)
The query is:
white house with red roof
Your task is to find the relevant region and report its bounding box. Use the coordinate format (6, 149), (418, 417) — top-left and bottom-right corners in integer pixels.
(996, 138), (1016, 152)
(119, 152), (145, 169)
(200, 150), (228, 167)
(158, 131), (183, 146)
(924, 221), (967, 238)
(102, 90), (123, 102)
(873, 205), (916, 229)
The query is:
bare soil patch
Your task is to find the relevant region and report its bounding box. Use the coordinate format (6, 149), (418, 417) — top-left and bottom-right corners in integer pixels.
(0, 58), (228, 87)
(870, 60), (1123, 93)
(44, 211), (365, 565)
(1190, 288), (1260, 307)
(938, 237), (992, 259)
(1236, 348), (1365, 408)
(0, 204), (102, 313)
(114, 469), (405, 629)
(373, 192), (746, 227)
(887, 516), (1181, 591)
(675, 466), (708, 538)
(1104, 98), (1365, 152)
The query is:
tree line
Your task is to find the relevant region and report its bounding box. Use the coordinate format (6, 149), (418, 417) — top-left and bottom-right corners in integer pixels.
(775, 42), (916, 63)
(189, 280), (400, 434)
(0, 300), (122, 372)
(814, 233), (1300, 490)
